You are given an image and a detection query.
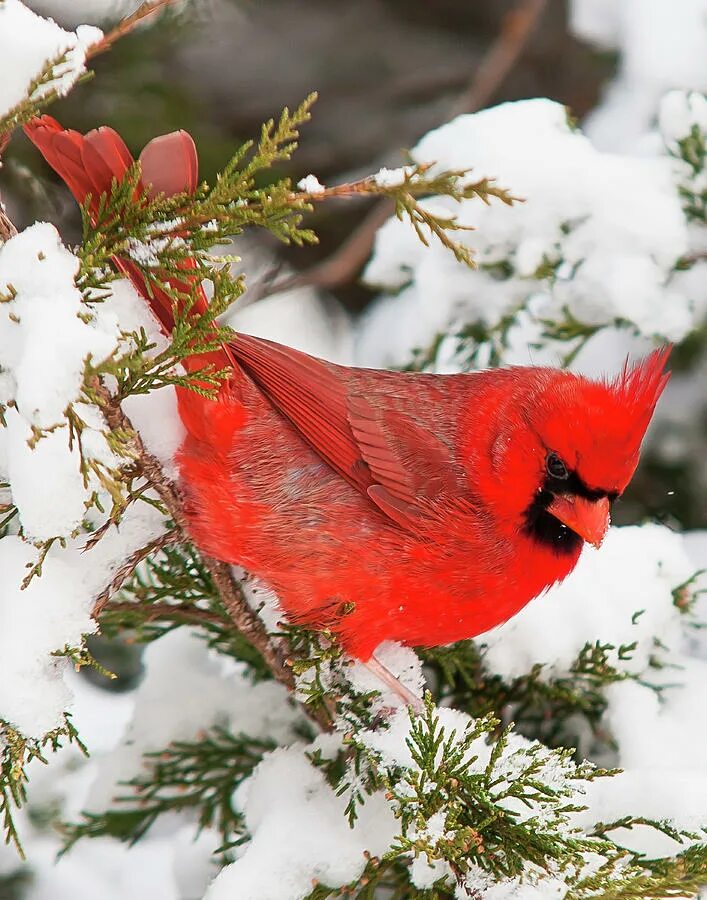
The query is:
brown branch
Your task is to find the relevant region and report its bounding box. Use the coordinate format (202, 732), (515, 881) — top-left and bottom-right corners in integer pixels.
(256, 0), (546, 302)
(91, 528), (180, 618)
(204, 555), (295, 691)
(0, 207), (18, 243)
(85, 0), (182, 61)
(449, 0), (548, 117)
(101, 600), (228, 628)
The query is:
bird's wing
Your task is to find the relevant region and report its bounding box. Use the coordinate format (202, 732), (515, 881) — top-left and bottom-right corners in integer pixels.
(231, 334), (467, 530)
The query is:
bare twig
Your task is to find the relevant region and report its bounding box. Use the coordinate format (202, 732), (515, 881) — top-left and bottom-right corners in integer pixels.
(256, 0), (546, 301)
(449, 0), (548, 117)
(91, 528), (180, 618)
(85, 0), (182, 61)
(0, 208), (17, 243)
(101, 600), (229, 628)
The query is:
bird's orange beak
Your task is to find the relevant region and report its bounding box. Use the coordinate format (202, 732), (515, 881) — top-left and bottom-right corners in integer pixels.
(547, 495), (610, 548)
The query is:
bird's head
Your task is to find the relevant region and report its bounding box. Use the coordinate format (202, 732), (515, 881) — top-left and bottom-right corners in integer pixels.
(476, 347), (671, 554)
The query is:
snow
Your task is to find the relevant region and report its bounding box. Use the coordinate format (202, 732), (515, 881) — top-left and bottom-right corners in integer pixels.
(85, 628), (303, 811)
(372, 164), (416, 188)
(96, 278), (185, 475)
(296, 174), (325, 194)
(0, 499), (167, 737)
(479, 524), (694, 679)
(0, 237), (174, 736)
(207, 748), (396, 900)
(0, 535), (95, 735)
(357, 100), (690, 370)
(659, 89), (707, 146)
(0, 224), (117, 428)
(570, 0), (707, 151)
(24, 0), (147, 27)
(568, 0), (620, 50)
(0, 225), (125, 538)
(0, 0), (102, 120)
(346, 640), (425, 713)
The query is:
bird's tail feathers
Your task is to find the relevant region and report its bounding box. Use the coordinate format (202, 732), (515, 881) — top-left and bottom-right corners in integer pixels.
(24, 115), (235, 373)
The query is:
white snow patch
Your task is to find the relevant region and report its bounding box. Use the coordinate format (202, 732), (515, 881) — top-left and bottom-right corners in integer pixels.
(480, 524), (694, 679)
(357, 100), (689, 369)
(205, 747), (396, 900)
(297, 174), (325, 194)
(0, 0), (101, 119)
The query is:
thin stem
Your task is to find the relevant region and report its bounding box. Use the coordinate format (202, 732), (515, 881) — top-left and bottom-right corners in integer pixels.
(91, 529), (180, 618)
(102, 600), (227, 627)
(85, 0), (182, 61)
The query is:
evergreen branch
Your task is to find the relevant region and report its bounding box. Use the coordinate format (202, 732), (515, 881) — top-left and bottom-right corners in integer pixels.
(0, 50), (93, 140)
(63, 727), (275, 851)
(98, 543), (275, 678)
(569, 843), (707, 900)
(421, 638), (637, 750)
(294, 164), (516, 271)
(0, 0), (183, 145)
(90, 528), (180, 618)
(349, 697), (616, 890)
(0, 715), (86, 857)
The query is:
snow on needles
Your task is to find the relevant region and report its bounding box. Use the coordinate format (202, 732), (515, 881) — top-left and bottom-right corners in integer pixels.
(0, 0), (102, 120)
(0, 500), (167, 736)
(206, 748), (396, 900)
(480, 523), (707, 852)
(357, 99), (690, 369)
(0, 225), (179, 737)
(0, 224), (118, 538)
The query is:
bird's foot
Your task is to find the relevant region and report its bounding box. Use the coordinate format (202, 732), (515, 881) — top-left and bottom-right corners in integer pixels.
(364, 655), (424, 714)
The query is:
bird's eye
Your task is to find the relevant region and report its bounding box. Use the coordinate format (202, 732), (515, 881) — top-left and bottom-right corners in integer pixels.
(546, 452), (569, 480)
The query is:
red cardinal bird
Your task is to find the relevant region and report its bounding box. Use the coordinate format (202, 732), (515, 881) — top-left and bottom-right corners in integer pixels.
(25, 117), (671, 704)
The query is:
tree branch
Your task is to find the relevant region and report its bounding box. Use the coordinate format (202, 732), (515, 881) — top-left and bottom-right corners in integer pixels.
(254, 0), (546, 301)
(101, 600), (229, 628)
(449, 0), (548, 118)
(90, 528), (180, 618)
(85, 0), (183, 61)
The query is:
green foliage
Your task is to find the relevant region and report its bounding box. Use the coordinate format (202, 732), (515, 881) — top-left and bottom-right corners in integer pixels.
(360, 166), (516, 269)
(353, 698), (615, 889)
(99, 542), (272, 679)
(305, 700), (706, 899)
(422, 637), (641, 751)
(0, 715), (86, 858)
(670, 123), (707, 223)
(63, 727), (274, 852)
(0, 50), (92, 139)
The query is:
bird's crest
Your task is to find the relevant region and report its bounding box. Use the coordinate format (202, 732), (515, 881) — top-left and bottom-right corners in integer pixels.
(608, 345), (672, 447)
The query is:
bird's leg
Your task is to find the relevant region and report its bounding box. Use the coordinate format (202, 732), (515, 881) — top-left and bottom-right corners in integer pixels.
(364, 655), (424, 713)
